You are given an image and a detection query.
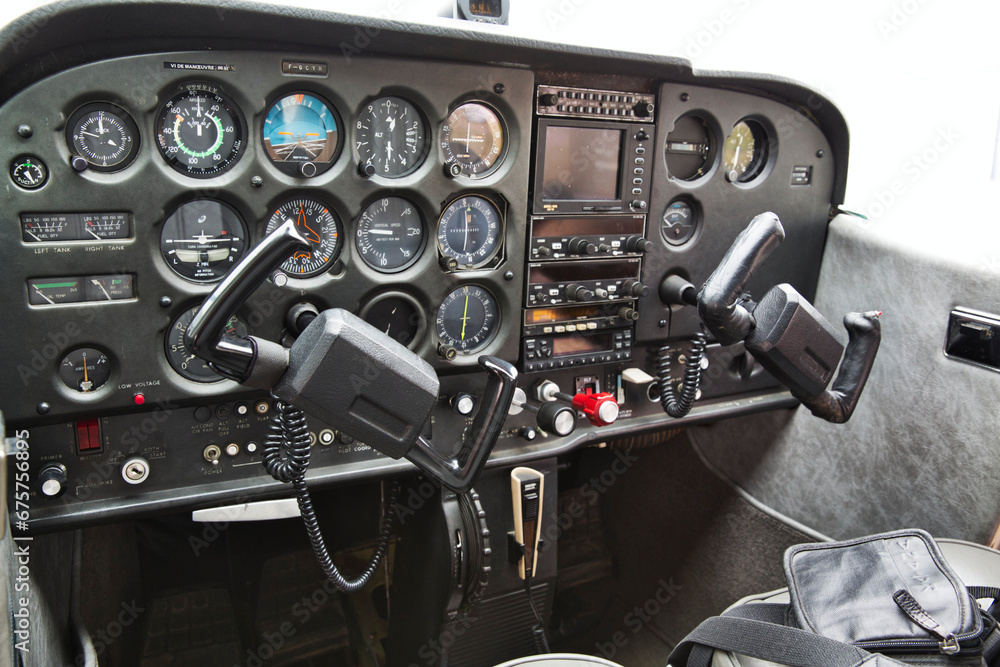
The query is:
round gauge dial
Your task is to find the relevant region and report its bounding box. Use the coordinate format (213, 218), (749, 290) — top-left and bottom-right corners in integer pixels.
(155, 84), (246, 178)
(436, 284), (500, 354)
(360, 292), (426, 350)
(66, 103), (140, 172)
(440, 102), (506, 178)
(263, 92), (341, 177)
(665, 115), (715, 181)
(355, 96), (428, 178)
(59, 347), (111, 393)
(166, 306), (249, 383)
(436, 195), (503, 269)
(356, 197), (424, 272)
(160, 200), (249, 283)
(662, 199), (700, 247)
(722, 120), (768, 183)
(264, 198), (343, 278)
(10, 156), (47, 189)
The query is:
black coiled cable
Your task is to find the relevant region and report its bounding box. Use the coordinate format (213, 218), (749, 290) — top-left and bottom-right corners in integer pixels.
(262, 396), (399, 593)
(656, 331), (708, 418)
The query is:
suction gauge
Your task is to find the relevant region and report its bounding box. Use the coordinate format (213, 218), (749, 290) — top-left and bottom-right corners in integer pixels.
(264, 198), (342, 278)
(155, 83), (246, 178)
(441, 102), (506, 178)
(263, 92), (341, 177)
(66, 103), (140, 172)
(436, 285), (500, 354)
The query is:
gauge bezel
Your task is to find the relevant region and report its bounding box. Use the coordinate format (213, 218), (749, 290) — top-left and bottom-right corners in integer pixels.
(164, 305), (249, 383)
(723, 117), (774, 186)
(159, 198), (250, 283)
(355, 195), (426, 274)
(10, 155), (48, 190)
(435, 284), (501, 356)
(661, 196), (702, 248)
(65, 102), (141, 173)
(58, 346), (113, 394)
(261, 90), (343, 178)
(359, 290), (427, 351)
(263, 196), (345, 279)
(440, 100), (508, 179)
(435, 194), (505, 270)
(354, 95), (430, 179)
(664, 111), (720, 185)
(154, 82), (247, 179)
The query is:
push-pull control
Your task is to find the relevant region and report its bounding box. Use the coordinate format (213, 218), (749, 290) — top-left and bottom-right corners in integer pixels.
(534, 380), (620, 427)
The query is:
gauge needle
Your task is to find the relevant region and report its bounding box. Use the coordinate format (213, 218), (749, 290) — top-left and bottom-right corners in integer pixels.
(464, 208), (471, 251)
(298, 203), (320, 243)
(34, 287), (54, 304)
(81, 130), (100, 138)
(92, 279), (111, 300)
(369, 229), (392, 235)
(385, 305), (398, 336)
(464, 122), (473, 153)
(25, 229), (42, 242)
(82, 353), (89, 385)
(460, 293), (469, 340)
(85, 226), (102, 240)
(98, 117), (105, 135)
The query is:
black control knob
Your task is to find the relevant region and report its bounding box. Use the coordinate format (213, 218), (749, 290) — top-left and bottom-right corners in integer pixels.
(359, 162), (376, 177)
(598, 243), (612, 254)
(536, 401), (577, 437)
(634, 102), (654, 118)
(618, 306), (639, 321)
(536, 245), (552, 257)
(594, 287), (609, 299)
(70, 155), (88, 172)
(625, 235), (650, 253)
(538, 93), (559, 107)
(37, 462), (68, 498)
(634, 130), (650, 142)
(521, 426), (538, 441)
(630, 200), (647, 212)
(286, 302), (320, 335)
(568, 237), (598, 255)
(566, 283), (594, 302)
(622, 280), (650, 297)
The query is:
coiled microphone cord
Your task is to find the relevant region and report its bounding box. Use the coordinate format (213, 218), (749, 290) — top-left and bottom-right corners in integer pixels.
(263, 396), (399, 593)
(656, 331), (708, 418)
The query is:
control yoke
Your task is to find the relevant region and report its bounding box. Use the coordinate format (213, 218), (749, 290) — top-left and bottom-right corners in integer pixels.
(698, 212), (881, 423)
(185, 219), (517, 492)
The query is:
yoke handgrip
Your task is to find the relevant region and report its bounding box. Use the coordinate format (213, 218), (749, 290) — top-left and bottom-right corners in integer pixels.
(186, 219), (310, 383)
(698, 211), (785, 346)
(407, 356), (518, 493)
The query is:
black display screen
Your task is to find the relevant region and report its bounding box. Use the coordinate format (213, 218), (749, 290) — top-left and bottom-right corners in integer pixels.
(541, 126), (622, 201)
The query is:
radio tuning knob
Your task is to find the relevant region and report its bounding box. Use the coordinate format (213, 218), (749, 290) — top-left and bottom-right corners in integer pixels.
(537, 245), (553, 257)
(538, 93), (559, 107)
(625, 235), (650, 253)
(618, 306), (639, 321)
(598, 243), (612, 254)
(622, 280), (649, 297)
(568, 237), (597, 255)
(633, 102), (654, 118)
(594, 287), (609, 299)
(566, 283), (594, 302)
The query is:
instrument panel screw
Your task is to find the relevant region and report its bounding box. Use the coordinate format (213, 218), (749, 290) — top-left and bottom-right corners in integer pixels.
(658, 319), (668, 328)
(504, 270), (514, 281)
(493, 83), (505, 95)
(37, 402), (50, 415)
(816, 150), (825, 158)
(251, 175), (264, 188)
(16, 124), (32, 138)
(680, 93), (690, 102)
(159, 296), (172, 308)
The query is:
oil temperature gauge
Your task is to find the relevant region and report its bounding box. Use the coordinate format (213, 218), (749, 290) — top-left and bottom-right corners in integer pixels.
(59, 347), (111, 393)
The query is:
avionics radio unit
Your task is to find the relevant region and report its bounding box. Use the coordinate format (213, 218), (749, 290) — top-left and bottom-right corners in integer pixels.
(528, 215), (649, 261)
(532, 85), (655, 216)
(525, 258), (648, 308)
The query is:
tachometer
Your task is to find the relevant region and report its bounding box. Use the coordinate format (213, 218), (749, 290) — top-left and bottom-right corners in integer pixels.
(263, 92), (341, 177)
(166, 306), (249, 383)
(436, 284), (500, 354)
(440, 102), (506, 178)
(436, 195), (503, 269)
(66, 102), (140, 172)
(155, 83), (246, 178)
(160, 200), (248, 282)
(355, 96), (428, 178)
(356, 197), (424, 272)
(264, 198), (342, 278)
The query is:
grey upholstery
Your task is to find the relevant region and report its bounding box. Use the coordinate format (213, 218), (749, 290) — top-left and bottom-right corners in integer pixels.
(711, 538), (1000, 667)
(494, 654), (626, 667)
